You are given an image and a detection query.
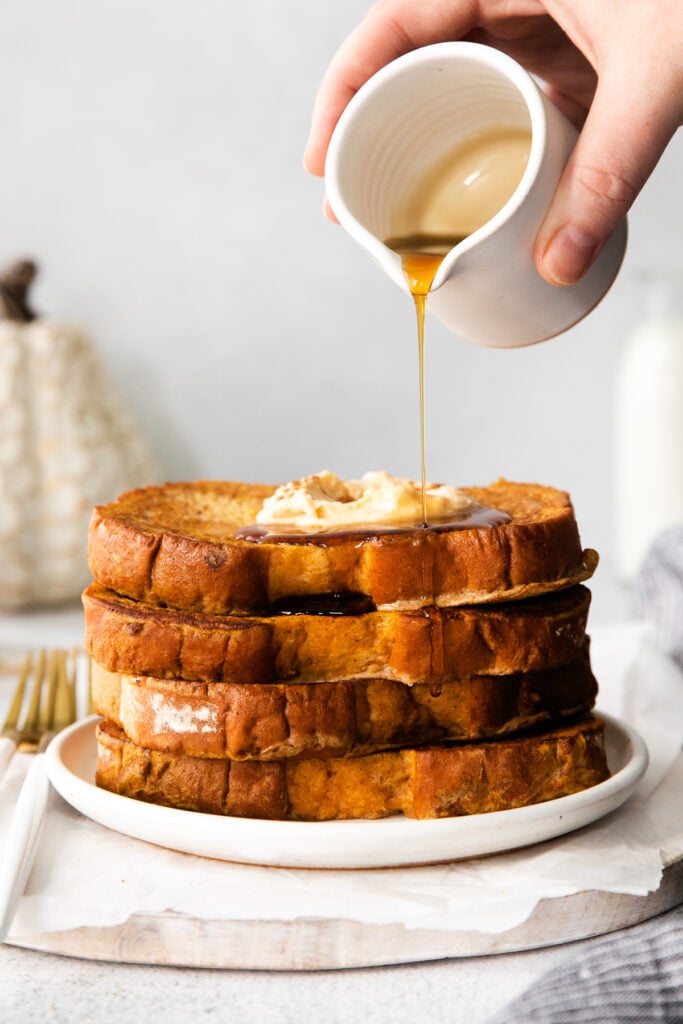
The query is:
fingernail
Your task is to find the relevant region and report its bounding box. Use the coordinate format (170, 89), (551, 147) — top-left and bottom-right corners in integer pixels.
(542, 224), (601, 286)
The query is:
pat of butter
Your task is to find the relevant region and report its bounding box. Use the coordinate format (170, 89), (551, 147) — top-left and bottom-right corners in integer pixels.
(256, 470), (472, 528)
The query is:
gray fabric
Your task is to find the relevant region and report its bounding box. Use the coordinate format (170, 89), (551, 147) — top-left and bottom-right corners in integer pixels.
(489, 906), (683, 1023)
(634, 527), (683, 669)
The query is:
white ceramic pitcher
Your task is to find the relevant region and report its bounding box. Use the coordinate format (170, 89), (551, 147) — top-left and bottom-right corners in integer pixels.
(325, 42), (627, 347)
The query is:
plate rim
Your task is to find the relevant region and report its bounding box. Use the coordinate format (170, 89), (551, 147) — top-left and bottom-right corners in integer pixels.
(45, 712), (648, 868)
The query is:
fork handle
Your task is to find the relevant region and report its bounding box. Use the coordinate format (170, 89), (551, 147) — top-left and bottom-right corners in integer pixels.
(0, 738), (16, 783)
(0, 753), (50, 942)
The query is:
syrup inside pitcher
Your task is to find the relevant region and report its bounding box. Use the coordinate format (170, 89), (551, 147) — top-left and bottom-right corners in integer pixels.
(385, 125), (532, 254)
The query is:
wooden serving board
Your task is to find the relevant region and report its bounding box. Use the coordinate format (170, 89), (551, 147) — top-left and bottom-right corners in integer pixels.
(9, 851), (683, 970)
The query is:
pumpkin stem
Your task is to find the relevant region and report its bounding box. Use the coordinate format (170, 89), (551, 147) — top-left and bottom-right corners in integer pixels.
(0, 259), (37, 322)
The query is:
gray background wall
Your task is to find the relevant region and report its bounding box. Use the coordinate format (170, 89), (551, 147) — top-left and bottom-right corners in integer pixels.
(0, 0), (680, 621)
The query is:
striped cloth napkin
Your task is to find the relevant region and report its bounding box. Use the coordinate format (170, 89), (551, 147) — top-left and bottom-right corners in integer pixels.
(489, 905), (683, 1023)
(635, 527), (683, 670)
(491, 526), (683, 1024)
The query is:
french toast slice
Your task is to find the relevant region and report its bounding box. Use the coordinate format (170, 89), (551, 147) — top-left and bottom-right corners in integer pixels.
(83, 583), (592, 685)
(91, 650), (597, 760)
(88, 479), (598, 615)
(95, 715), (609, 820)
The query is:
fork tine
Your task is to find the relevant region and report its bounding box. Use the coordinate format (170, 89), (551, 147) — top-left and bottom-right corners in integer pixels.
(35, 651), (72, 753)
(67, 651), (78, 724)
(53, 651), (76, 733)
(40, 651), (60, 735)
(1, 654), (33, 735)
(22, 650), (47, 741)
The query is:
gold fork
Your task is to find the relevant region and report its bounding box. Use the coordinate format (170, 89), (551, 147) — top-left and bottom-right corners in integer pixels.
(0, 649), (78, 778)
(0, 648), (79, 941)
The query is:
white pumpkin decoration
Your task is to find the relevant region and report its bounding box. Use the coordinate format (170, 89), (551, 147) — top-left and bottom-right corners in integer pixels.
(0, 260), (161, 609)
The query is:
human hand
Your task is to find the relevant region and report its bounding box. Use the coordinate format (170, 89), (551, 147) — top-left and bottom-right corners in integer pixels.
(304, 1), (683, 286)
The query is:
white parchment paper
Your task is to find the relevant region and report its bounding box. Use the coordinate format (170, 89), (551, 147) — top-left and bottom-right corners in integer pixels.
(1, 623), (682, 940)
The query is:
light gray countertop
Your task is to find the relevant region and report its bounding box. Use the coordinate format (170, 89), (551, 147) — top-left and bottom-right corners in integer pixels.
(0, 936), (581, 1024)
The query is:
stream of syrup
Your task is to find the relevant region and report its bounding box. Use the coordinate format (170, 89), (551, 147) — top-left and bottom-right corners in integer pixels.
(383, 235), (466, 525)
(384, 127), (532, 525)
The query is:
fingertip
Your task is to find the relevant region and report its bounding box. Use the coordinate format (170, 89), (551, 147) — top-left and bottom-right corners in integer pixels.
(302, 146), (315, 175)
(303, 149), (318, 177)
(303, 134), (325, 176)
(536, 224), (602, 286)
(323, 196), (339, 224)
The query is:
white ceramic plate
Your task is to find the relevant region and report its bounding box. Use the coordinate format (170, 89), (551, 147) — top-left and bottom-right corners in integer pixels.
(45, 714), (648, 869)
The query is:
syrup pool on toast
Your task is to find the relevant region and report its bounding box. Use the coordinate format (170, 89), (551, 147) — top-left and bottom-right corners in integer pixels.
(236, 469), (510, 543)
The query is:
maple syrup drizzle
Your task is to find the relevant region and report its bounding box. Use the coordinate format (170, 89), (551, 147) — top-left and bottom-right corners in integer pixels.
(384, 234), (466, 526)
(381, 128), (532, 526)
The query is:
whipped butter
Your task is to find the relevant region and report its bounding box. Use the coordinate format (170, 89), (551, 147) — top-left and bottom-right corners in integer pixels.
(256, 470), (472, 529)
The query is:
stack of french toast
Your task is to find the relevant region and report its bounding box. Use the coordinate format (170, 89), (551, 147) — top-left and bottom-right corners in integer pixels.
(83, 474), (609, 820)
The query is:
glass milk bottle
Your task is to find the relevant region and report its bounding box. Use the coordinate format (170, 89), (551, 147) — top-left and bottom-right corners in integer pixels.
(614, 271), (683, 583)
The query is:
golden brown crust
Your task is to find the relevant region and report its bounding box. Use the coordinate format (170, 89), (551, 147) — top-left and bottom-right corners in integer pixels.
(83, 583), (592, 685)
(91, 649), (597, 760)
(95, 715), (609, 820)
(87, 480), (597, 615)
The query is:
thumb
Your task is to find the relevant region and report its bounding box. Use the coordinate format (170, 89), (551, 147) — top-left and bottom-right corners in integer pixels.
(535, 74), (679, 286)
